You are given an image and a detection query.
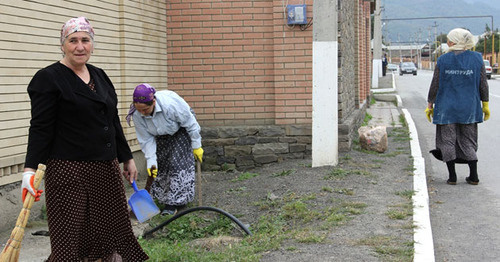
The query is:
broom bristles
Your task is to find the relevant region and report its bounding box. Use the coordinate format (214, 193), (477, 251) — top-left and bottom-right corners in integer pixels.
(0, 164), (46, 262)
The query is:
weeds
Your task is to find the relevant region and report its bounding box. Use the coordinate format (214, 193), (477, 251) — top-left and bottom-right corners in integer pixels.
(395, 190), (415, 200)
(138, 191), (369, 261)
(321, 186), (333, 193)
(232, 172), (259, 182)
(363, 113), (373, 126)
(334, 188), (354, 195)
(358, 235), (413, 262)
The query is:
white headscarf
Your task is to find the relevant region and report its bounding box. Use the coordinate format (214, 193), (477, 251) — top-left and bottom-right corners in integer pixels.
(447, 28), (476, 52)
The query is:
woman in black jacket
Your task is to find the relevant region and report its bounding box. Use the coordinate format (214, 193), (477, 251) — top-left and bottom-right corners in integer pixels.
(21, 17), (148, 261)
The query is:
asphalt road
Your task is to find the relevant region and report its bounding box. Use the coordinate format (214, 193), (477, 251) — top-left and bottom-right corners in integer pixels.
(395, 70), (500, 262)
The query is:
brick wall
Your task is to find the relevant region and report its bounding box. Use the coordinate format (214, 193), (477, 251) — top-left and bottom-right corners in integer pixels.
(166, 0), (373, 169)
(166, 0), (313, 126)
(358, 1), (372, 105)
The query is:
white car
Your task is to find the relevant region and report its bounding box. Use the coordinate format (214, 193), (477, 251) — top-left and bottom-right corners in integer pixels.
(387, 63), (398, 72)
(484, 60), (492, 79)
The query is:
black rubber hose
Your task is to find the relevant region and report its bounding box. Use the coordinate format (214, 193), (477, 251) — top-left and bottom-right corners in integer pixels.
(142, 206), (252, 238)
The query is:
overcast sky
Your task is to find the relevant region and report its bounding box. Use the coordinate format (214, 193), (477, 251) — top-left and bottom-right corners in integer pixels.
(462, 0), (500, 6)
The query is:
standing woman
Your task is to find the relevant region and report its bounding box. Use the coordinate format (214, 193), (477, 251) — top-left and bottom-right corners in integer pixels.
(21, 17), (148, 261)
(426, 28), (490, 185)
(126, 84), (203, 215)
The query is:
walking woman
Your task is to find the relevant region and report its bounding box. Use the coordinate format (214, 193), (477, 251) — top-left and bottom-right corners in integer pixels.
(21, 17), (148, 261)
(127, 83), (203, 215)
(426, 28), (490, 185)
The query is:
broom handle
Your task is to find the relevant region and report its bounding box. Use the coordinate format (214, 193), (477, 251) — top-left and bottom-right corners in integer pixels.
(0, 164), (46, 262)
(196, 161), (202, 206)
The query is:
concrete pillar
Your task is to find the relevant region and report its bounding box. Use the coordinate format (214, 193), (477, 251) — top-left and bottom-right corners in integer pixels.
(372, 0), (382, 88)
(312, 0), (338, 167)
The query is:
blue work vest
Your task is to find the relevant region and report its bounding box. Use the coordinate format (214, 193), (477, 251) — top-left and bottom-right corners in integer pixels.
(433, 50), (483, 124)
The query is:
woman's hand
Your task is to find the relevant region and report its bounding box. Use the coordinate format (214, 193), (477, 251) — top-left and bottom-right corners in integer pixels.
(425, 103), (434, 123)
(21, 168), (43, 202)
(482, 101), (490, 121)
(122, 159), (138, 184)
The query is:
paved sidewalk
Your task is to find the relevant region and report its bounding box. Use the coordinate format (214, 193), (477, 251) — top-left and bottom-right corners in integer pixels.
(370, 73), (435, 262)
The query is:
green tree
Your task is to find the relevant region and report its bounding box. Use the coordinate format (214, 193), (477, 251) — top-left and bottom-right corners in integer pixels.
(436, 33), (447, 45)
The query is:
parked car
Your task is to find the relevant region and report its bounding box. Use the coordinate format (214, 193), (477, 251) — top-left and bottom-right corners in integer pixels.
(484, 60), (492, 79)
(387, 63), (398, 72)
(399, 62), (417, 76)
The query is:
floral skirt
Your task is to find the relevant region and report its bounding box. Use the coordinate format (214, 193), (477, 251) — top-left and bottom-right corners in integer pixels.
(151, 128), (195, 206)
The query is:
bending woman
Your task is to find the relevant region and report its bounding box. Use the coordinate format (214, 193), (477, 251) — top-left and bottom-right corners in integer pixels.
(127, 84), (203, 215)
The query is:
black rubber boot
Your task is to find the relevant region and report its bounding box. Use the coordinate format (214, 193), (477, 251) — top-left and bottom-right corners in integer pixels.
(446, 161), (457, 185)
(466, 160), (479, 185)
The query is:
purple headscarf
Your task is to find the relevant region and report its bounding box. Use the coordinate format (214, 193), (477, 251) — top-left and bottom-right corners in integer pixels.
(126, 83), (156, 126)
(60, 17), (95, 45)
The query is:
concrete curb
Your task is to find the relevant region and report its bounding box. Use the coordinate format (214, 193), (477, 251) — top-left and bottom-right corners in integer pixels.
(390, 72), (434, 261)
(373, 72), (435, 261)
(401, 107), (435, 262)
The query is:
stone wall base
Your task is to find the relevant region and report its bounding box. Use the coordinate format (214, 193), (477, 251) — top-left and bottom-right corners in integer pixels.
(201, 107), (366, 171)
(201, 125), (311, 171)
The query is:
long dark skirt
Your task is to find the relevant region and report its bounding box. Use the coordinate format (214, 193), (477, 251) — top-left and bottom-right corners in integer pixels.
(436, 123), (478, 162)
(44, 158), (149, 261)
(151, 128), (195, 206)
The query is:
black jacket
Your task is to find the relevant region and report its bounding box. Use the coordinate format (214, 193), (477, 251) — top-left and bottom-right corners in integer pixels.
(24, 62), (132, 169)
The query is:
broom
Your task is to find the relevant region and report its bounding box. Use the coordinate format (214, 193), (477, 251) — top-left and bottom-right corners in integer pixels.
(196, 160), (202, 206)
(0, 164), (46, 262)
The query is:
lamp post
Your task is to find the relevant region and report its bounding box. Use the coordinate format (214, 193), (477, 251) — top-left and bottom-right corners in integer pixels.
(398, 33), (402, 63)
(388, 40), (392, 63)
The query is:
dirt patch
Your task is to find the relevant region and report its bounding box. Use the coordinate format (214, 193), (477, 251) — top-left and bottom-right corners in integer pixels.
(193, 126), (414, 261)
(2, 126), (413, 261)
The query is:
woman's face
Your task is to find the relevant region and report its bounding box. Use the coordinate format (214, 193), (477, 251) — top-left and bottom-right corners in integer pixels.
(134, 100), (156, 116)
(61, 31), (93, 67)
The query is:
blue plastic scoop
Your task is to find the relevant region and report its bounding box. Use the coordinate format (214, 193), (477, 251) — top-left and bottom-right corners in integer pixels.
(128, 180), (160, 223)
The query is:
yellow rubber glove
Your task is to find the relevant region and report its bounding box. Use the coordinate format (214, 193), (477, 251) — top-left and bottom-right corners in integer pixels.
(425, 107), (433, 122)
(193, 147), (204, 163)
(482, 101), (490, 121)
(147, 165), (157, 178)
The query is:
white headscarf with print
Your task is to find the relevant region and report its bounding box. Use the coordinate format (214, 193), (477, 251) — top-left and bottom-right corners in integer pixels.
(447, 28), (476, 52)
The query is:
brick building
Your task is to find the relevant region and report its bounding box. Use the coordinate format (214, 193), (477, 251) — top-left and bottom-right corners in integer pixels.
(165, 0), (374, 170)
(0, 0), (375, 231)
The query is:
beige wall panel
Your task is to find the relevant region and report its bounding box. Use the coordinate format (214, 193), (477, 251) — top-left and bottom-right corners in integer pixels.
(0, 103), (30, 111)
(0, 94), (29, 103)
(0, 136), (26, 148)
(0, 87), (30, 95)
(0, 111), (30, 121)
(0, 0), (167, 185)
(0, 128), (28, 140)
(0, 145), (27, 159)
(0, 119), (30, 131)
